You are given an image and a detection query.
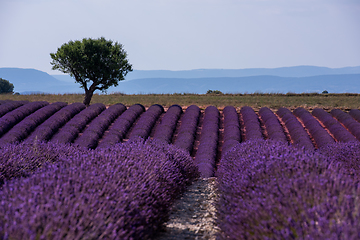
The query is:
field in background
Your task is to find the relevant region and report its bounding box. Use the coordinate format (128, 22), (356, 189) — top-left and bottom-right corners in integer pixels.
(0, 92), (360, 109)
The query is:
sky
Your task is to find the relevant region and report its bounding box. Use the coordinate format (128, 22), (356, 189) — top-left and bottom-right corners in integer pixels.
(1, 0), (360, 75)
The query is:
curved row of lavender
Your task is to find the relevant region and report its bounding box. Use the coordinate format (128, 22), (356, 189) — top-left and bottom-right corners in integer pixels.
(153, 104), (183, 143)
(240, 106), (263, 141)
(217, 139), (360, 239)
(222, 106), (241, 155)
(0, 139), (200, 239)
(50, 103), (106, 144)
(128, 104), (164, 141)
(74, 103), (127, 149)
(277, 107), (314, 151)
(349, 109), (360, 123)
(0, 100), (28, 118)
(0, 102), (67, 145)
(0, 101), (48, 137)
(25, 102), (86, 143)
(312, 108), (357, 143)
(331, 109), (360, 141)
(97, 104), (145, 148)
(259, 107), (287, 143)
(173, 105), (201, 153)
(194, 106), (220, 177)
(293, 107), (335, 149)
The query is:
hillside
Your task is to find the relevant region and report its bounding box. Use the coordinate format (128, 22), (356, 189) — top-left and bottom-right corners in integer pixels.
(1, 66), (360, 94)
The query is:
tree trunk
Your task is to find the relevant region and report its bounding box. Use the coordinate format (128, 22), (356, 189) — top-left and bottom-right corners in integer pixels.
(83, 89), (94, 106)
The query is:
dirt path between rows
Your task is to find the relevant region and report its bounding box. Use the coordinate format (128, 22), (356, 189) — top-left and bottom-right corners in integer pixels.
(155, 178), (219, 240)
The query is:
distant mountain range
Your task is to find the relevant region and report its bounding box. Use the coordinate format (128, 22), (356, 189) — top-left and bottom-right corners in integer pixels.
(1, 66), (360, 94)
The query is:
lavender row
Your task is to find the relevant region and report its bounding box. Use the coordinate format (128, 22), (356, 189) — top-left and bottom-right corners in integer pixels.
(0, 139), (199, 239)
(240, 106), (263, 141)
(153, 104), (183, 144)
(97, 104), (145, 148)
(349, 109), (360, 123)
(331, 109), (360, 141)
(258, 107), (287, 143)
(194, 106), (219, 177)
(0, 100), (28, 118)
(0, 102), (67, 145)
(277, 107), (314, 151)
(74, 103), (127, 149)
(293, 107), (335, 148)
(222, 106), (241, 155)
(312, 108), (357, 143)
(26, 102), (86, 143)
(173, 105), (201, 153)
(128, 104), (164, 141)
(0, 101), (49, 137)
(50, 103), (106, 144)
(217, 140), (360, 239)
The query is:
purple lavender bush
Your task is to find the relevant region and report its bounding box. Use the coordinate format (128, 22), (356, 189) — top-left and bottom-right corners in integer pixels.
(294, 107), (335, 149)
(331, 109), (360, 141)
(50, 103), (106, 144)
(153, 104), (183, 143)
(128, 104), (164, 140)
(240, 106), (263, 141)
(0, 102), (67, 145)
(26, 102), (86, 142)
(97, 104), (145, 148)
(259, 107), (287, 143)
(0, 101), (48, 137)
(217, 140), (360, 239)
(312, 108), (357, 143)
(0, 100), (28, 118)
(277, 107), (314, 151)
(173, 105), (200, 153)
(0, 138), (199, 239)
(194, 106), (219, 177)
(74, 103), (126, 149)
(222, 106), (241, 155)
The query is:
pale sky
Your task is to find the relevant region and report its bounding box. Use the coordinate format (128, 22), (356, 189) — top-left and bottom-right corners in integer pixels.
(1, 0), (360, 74)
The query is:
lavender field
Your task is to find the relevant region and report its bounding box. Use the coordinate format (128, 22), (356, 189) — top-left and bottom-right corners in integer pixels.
(1, 100), (360, 239)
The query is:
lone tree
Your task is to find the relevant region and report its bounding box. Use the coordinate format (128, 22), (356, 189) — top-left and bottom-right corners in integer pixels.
(50, 37), (133, 106)
(0, 78), (14, 94)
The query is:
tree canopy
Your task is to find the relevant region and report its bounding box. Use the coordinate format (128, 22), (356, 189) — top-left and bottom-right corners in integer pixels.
(50, 37), (133, 105)
(0, 78), (14, 94)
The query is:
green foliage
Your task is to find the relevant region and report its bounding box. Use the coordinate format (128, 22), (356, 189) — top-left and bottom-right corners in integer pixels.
(206, 90), (223, 94)
(0, 78), (14, 94)
(322, 90), (329, 94)
(50, 37), (132, 105)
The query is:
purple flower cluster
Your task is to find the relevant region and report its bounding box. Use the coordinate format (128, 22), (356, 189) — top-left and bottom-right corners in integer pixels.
(0, 100), (28, 118)
(173, 105), (200, 153)
(0, 102), (67, 145)
(74, 103), (127, 149)
(293, 107), (335, 149)
(331, 109), (360, 141)
(240, 106), (263, 141)
(259, 107), (287, 143)
(222, 106), (241, 155)
(97, 104), (145, 148)
(26, 102), (86, 143)
(277, 107), (314, 151)
(128, 104), (164, 140)
(153, 104), (183, 143)
(0, 139), (199, 239)
(312, 108), (357, 143)
(194, 106), (219, 177)
(0, 101), (49, 138)
(217, 140), (360, 239)
(50, 103), (106, 144)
